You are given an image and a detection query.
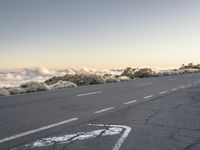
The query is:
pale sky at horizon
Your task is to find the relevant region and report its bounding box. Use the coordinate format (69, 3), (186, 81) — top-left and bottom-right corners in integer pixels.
(0, 0), (200, 70)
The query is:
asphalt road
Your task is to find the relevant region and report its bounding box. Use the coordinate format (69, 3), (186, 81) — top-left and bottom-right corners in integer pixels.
(0, 73), (200, 150)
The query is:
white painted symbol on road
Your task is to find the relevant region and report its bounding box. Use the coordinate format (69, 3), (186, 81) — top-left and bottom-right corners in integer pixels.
(23, 124), (131, 150)
(90, 124), (131, 150)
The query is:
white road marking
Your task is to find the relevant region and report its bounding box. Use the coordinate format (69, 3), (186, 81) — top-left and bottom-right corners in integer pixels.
(94, 107), (115, 114)
(137, 82), (152, 87)
(77, 91), (102, 97)
(24, 123), (131, 150)
(124, 100), (137, 105)
(143, 95), (154, 99)
(26, 126), (122, 148)
(168, 78), (176, 81)
(193, 82), (198, 85)
(89, 124), (131, 150)
(180, 86), (186, 88)
(159, 91), (167, 94)
(171, 88), (177, 91)
(0, 118), (78, 144)
(187, 84), (192, 86)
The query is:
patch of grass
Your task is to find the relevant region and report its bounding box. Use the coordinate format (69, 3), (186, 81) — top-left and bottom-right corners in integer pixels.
(118, 76), (130, 81)
(134, 68), (153, 78)
(20, 81), (50, 93)
(9, 87), (25, 95)
(105, 77), (120, 83)
(45, 74), (105, 86)
(50, 81), (77, 89)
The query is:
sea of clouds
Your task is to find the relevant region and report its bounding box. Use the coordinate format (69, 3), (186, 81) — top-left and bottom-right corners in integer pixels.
(0, 67), (122, 88)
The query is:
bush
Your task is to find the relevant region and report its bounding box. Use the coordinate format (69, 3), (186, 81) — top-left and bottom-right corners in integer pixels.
(180, 63), (200, 70)
(134, 68), (153, 78)
(20, 81), (50, 93)
(87, 75), (105, 85)
(121, 67), (136, 79)
(45, 76), (62, 85)
(50, 81), (77, 89)
(45, 74), (105, 86)
(105, 77), (120, 83)
(66, 74), (105, 85)
(9, 87), (25, 95)
(118, 76), (130, 81)
(0, 88), (10, 96)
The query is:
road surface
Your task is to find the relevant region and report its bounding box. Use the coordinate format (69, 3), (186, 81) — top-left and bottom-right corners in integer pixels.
(0, 73), (200, 150)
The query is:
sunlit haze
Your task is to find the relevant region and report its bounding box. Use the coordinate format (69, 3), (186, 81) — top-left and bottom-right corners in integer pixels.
(1, 0), (200, 69)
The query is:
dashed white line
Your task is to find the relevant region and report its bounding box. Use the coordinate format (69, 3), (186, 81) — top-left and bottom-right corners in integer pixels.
(159, 91), (167, 94)
(94, 107), (115, 114)
(168, 78), (176, 81)
(0, 118), (78, 144)
(180, 86), (186, 89)
(77, 91), (102, 97)
(171, 88), (177, 91)
(144, 95), (154, 99)
(187, 84), (192, 86)
(124, 100), (137, 105)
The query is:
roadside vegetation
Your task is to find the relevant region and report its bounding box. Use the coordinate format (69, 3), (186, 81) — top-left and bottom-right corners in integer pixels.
(1, 63), (200, 96)
(0, 82), (50, 96)
(121, 67), (159, 79)
(49, 81), (77, 89)
(0, 88), (10, 96)
(179, 63), (200, 72)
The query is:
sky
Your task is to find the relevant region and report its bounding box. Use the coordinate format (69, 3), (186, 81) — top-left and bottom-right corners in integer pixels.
(0, 0), (200, 69)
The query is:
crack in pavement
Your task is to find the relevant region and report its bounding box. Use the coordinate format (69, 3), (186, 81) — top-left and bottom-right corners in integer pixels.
(144, 110), (161, 123)
(183, 139), (200, 150)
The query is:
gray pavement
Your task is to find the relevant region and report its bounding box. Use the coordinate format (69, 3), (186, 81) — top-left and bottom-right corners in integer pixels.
(0, 73), (200, 150)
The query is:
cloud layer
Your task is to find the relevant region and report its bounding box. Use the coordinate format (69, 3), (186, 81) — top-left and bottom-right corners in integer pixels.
(0, 67), (122, 88)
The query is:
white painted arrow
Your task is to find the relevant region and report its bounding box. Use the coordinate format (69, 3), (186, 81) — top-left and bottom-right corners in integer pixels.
(89, 124), (131, 150)
(24, 124), (131, 150)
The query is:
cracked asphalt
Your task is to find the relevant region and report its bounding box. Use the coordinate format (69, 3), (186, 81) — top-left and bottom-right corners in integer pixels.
(0, 73), (200, 150)
(94, 86), (200, 150)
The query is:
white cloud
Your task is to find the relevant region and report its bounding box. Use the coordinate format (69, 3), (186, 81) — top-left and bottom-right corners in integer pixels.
(0, 67), (59, 88)
(0, 67), (123, 88)
(5, 73), (15, 80)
